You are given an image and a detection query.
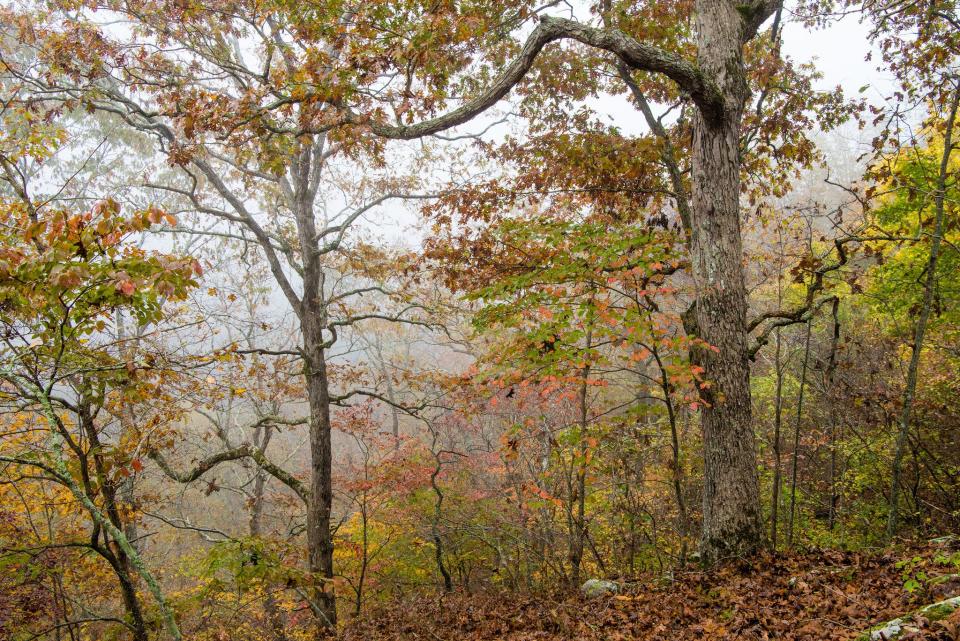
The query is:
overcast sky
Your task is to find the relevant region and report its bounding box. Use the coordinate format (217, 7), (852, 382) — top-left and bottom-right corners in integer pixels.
(782, 11), (891, 99)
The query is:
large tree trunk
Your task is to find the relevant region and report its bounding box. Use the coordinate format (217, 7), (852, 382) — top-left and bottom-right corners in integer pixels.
(302, 316), (337, 630)
(689, 0), (763, 564)
(294, 139), (338, 632)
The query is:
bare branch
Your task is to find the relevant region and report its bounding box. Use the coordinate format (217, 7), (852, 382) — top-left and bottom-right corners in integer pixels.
(315, 192), (438, 254)
(148, 445), (309, 503)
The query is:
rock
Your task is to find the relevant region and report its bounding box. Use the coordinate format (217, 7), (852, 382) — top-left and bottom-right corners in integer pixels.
(580, 579), (619, 598)
(929, 535), (960, 551)
(788, 577), (810, 592)
(856, 595), (960, 640)
(929, 574), (960, 600)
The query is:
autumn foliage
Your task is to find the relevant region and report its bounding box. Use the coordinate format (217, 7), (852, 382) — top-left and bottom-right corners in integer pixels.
(1, 0), (960, 640)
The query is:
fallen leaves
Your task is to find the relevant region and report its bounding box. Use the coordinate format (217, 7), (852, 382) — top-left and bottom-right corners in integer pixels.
(341, 546), (960, 641)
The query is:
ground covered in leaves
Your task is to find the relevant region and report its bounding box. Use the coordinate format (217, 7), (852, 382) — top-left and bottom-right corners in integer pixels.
(341, 543), (960, 640)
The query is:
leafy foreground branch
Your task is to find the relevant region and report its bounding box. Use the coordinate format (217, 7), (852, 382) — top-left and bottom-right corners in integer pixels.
(0, 365), (182, 641)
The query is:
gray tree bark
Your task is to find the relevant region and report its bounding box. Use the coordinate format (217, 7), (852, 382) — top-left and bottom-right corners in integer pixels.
(686, 0), (765, 563)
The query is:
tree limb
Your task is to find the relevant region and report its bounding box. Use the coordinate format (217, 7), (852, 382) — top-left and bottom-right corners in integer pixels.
(328, 16), (726, 138)
(148, 444), (309, 503)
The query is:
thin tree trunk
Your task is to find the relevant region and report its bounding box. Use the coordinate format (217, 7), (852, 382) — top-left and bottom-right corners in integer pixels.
(79, 397), (150, 641)
(248, 426), (288, 641)
(787, 318), (812, 547)
(385, 376), (401, 443)
(653, 344), (689, 563)
(826, 298), (841, 531)
(429, 430), (453, 592)
(770, 230), (787, 550)
(354, 498), (368, 616)
(568, 324), (593, 586)
(116, 310), (140, 554)
(770, 326), (785, 550)
(887, 85), (960, 540)
(367, 334), (401, 446)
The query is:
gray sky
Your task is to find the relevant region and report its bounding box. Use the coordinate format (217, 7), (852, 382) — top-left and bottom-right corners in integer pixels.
(782, 11), (892, 99)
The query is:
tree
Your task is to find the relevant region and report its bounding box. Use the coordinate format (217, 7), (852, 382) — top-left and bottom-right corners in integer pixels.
(3, 1), (456, 626)
(866, 94), (960, 538)
(6, 0), (868, 566)
(0, 195), (199, 640)
(434, 215), (699, 567)
(382, 0), (793, 561)
(376, 0), (855, 562)
(805, 0), (960, 540)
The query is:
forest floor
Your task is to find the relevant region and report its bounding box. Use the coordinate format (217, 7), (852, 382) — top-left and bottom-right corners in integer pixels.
(340, 539), (960, 640)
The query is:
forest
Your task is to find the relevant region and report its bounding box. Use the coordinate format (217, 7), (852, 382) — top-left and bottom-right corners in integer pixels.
(0, 0), (958, 639)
